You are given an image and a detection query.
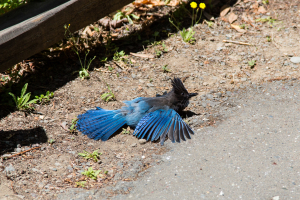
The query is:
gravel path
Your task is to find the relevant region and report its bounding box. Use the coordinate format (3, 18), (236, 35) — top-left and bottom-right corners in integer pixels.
(111, 80), (300, 200)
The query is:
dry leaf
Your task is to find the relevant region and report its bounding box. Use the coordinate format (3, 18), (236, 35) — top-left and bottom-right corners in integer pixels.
(231, 24), (246, 33)
(220, 5), (230, 17)
(258, 6), (267, 14)
(228, 12), (238, 24)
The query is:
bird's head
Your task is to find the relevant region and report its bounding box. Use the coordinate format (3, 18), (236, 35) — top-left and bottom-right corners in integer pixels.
(171, 78), (198, 100)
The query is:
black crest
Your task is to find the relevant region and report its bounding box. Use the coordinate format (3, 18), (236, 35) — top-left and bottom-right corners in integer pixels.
(171, 78), (189, 96)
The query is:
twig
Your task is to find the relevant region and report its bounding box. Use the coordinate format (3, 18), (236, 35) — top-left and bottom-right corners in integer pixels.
(1, 146), (41, 159)
(113, 61), (125, 70)
(223, 40), (252, 46)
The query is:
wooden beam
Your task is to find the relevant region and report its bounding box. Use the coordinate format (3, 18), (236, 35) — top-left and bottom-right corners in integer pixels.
(0, 0), (133, 72)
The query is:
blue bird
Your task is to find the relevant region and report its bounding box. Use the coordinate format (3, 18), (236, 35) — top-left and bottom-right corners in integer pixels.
(76, 78), (198, 145)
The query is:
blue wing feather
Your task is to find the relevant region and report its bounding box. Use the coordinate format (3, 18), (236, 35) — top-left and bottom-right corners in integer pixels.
(133, 109), (194, 145)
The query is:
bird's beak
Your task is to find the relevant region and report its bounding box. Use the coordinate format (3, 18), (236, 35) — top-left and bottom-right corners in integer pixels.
(189, 93), (198, 98)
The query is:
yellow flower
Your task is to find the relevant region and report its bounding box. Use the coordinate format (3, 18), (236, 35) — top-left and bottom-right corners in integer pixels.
(190, 2), (197, 9)
(199, 3), (206, 9)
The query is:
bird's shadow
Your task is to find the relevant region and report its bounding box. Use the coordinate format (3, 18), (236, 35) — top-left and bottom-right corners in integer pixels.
(178, 110), (198, 118)
(0, 126), (48, 155)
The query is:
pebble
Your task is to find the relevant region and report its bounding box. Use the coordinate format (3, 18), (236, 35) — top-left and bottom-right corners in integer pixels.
(5, 164), (15, 172)
(139, 139), (147, 144)
(290, 57), (300, 63)
(147, 83), (154, 87)
(203, 82), (208, 86)
(51, 168), (57, 171)
(130, 143), (137, 147)
(16, 148), (22, 153)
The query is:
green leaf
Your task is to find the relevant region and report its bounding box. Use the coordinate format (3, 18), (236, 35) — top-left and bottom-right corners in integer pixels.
(8, 92), (17, 104)
(20, 83), (28, 98)
(20, 93), (30, 107)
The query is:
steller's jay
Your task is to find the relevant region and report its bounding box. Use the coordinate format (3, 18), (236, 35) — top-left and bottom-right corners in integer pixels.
(76, 78), (198, 145)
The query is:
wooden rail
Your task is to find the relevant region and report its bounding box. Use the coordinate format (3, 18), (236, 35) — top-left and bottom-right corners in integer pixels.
(0, 0), (133, 72)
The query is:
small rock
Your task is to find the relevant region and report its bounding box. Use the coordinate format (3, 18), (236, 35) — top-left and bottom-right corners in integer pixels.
(16, 148), (22, 153)
(147, 83), (154, 87)
(206, 94), (213, 99)
(272, 196), (280, 200)
(51, 168), (57, 171)
(130, 143), (137, 147)
(32, 168), (39, 172)
(241, 78), (247, 82)
(5, 164), (15, 173)
(290, 57), (300, 63)
(203, 82), (208, 86)
(139, 139), (147, 144)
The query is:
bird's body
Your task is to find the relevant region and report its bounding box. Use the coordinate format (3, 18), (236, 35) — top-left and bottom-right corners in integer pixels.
(77, 78), (197, 145)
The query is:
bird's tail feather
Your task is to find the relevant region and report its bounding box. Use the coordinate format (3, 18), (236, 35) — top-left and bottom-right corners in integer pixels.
(77, 107), (126, 141)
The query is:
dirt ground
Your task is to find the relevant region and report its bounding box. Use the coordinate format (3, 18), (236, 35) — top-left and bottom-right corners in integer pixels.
(1, 0), (300, 199)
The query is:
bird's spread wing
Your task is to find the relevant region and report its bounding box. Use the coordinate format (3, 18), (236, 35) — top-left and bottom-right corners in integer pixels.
(133, 109), (194, 145)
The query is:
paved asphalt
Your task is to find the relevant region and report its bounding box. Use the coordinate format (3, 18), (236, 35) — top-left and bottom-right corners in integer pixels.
(112, 80), (300, 200)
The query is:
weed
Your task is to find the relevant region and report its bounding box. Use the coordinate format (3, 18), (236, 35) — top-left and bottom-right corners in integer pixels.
(78, 150), (102, 162)
(76, 50), (96, 80)
(101, 84), (115, 102)
(64, 24), (96, 80)
(240, 24), (248, 29)
(248, 60), (256, 68)
(162, 65), (171, 73)
(155, 49), (162, 57)
(266, 36), (271, 42)
(0, 0), (27, 15)
(262, 0), (269, 4)
(75, 181), (86, 188)
(162, 42), (168, 52)
(48, 139), (55, 144)
(113, 50), (125, 61)
(256, 17), (277, 26)
(35, 91), (54, 104)
(121, 127), (131, 134)
(181, 28), (196, 44)
(81, 167), (101, 180)
(113, 8), (139, 24)
(205, 20), (214, 28)
(9, 83), (38, 110)
(70, 118), (78, 132)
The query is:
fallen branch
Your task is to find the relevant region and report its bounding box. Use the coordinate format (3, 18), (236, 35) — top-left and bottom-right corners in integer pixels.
(1, 146), (41, 159)
(223, 40), (252, 46)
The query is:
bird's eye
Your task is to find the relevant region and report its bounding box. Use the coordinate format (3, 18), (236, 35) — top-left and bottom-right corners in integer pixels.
(181, 92), (184, 96)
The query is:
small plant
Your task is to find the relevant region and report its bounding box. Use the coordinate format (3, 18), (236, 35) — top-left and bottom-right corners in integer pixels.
(262, 0), (269, 4)
(35, 91), (54, 104)
(205, 20), (214, 28)
(81, 167), (101, 180)
(240, 24), (248, 29)
(162, 42), (168, 52)
(162, 65), (171, 73)
(121, 127), (131, 134)
(113, 8), (139, 24)
(70, 118), (78, 132)
(0, 0), (27, 15)
(248, 60), (256, 68)
(101, 84), (115, 102)
(9, 83), (38, 110)
(256, 17), (277, 26)
(75, 181), (86, 188)
(78, 150), (102, 162)
(180, 28), (196, 44)
(113, 50), (125, 61)
(155, 49), (162, 57)
(266, 36), (271, 42)
(48, 139), (55, 144)
(153, 31), (160, 41)
(76, 50), (96, 80)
